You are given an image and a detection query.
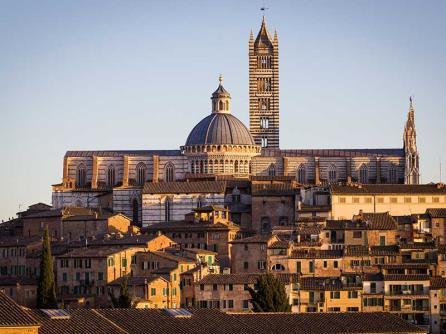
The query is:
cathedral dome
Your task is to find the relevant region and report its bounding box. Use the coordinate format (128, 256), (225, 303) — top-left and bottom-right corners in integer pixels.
(185, 112), (255, 146)
(185, 76), (255, 146)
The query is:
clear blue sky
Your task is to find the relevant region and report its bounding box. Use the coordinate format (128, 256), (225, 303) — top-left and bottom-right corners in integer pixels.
(1, 0), (445, 220)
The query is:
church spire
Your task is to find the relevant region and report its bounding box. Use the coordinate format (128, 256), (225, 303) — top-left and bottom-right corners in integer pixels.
(403, 97), (420, 184)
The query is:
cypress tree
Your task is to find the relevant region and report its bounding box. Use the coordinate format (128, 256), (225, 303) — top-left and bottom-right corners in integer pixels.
(248, 273), (291, 312)
(37, 226), (58, 309)
(110, 277), (132, 308)
(118, 276), (132, 308)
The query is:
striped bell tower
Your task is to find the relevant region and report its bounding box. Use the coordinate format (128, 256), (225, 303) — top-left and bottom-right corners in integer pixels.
(249, 16), (279, 148)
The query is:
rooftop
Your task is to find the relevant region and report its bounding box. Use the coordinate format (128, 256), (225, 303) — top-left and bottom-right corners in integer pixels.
(143, 181), (226, 194)
(330, 183), (446, 195)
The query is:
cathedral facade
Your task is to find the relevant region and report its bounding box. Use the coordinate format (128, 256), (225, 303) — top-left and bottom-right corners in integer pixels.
(51, 18), (420, 226)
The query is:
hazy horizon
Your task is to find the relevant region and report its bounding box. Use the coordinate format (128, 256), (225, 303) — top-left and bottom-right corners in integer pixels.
(1, 0), (445, 220)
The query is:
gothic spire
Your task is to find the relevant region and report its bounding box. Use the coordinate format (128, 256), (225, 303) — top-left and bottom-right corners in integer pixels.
(254, 16), (273, 49)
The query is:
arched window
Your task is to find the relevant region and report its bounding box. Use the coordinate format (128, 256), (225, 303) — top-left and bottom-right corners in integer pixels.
(76, 163), (86, 188)
(200, 160), (204, 174)
(165, 163), (174, 182)
(268, 164), (276, 176)
(271, 263), (285, 271)
(328, 164), (337, 184)
(136, 162), (146, 186)
(219, 100), (224, 110)
(389, 165), (397, 184)
(209, 160), (214, 174)
(297, 164), (306, 184)
(191, 161), (195, 174)
(359, 164), (368, 184)
(107, 165), (116, 187)
(132, 198), (139, 226)
(234, 160), (239, 173)
(165, 197), (172, 222)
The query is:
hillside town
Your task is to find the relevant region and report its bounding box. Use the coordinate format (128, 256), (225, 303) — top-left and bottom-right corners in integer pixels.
(0, 9), (444, 334)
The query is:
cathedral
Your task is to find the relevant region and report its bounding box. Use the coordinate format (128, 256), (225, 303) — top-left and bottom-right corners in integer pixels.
(51, 18), (420, 226)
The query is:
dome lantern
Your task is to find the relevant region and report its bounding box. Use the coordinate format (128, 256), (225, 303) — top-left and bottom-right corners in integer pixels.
(211, 74), (231, 114)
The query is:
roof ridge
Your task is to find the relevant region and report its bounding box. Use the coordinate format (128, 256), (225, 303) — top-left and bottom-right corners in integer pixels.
(91, 309), (129, 334)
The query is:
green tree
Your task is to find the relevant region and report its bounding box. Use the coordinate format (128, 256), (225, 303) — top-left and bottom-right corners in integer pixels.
(37, 226), (58, 309)
(248, 273), (291, 312)
(110, 277), (132, 308)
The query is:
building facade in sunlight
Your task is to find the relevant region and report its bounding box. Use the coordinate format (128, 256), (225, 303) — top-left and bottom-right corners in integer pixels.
(51, 18), (420, 226)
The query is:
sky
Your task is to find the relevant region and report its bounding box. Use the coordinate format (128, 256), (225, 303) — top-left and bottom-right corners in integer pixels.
(0, 0), (445, 220)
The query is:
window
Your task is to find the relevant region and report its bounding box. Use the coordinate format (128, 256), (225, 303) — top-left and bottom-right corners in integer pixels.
(348, 291), (358, 298)
(309, 261), (314, 273)
(365, 197), (372, 204)
(76, 163), (86, 188)
(268, 164), (276, 176)
(151, 288), (156, 296)
(353, 231), (362, 239)
(62, 273), (67, 282)
(122, 258), (127, 267)
(228, 300), (234, 309)
(418, 197), (426, 203)
(330, 291), (340, 299)
(370, 282), (376, 293)
(213, 284), (217, 291)
(390, 197), (397, 203)
(259, 98), (269, 111)
(433, 197), (440, 203)
(98, 272), (104, 281)
(200, 284), (204, 291)
(323, 261), (327, 268)
(389, 165), (397, 183)
(328, 164), (337, 183)
(165, 163), (174, 182)
(353, 197), (360, 204)
(328, 307), (341, 312)
(261, 136), (268, 148)
(132, 198), (139, 226)
(359, 164), (368, 183)
(260, 117), (269, 129)
(165, 197), (172, 221)
(244, 244), (249, 251)
(261, 217), (271, 234)
(377, 197), (384, 204)
(107, 165), (116, 187)
(243, 262), (249, 270)
(404, 197), (412, 203)
(347, 307), (359, 312)
(136, 162), (146, 185)
(333, 261), (338, 269)
(379, 235), (386, 246)
(243, 300), (249, 309)
(296, 261), (301, 273)
(297, 165), (306, 183)
(271, 263), (285, 271)
(258, 261), (266, 270)
(339, 197), (346, 204)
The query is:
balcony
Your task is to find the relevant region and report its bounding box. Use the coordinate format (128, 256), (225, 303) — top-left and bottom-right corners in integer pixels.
(385, 290), (429, 297)
(385, 305), (429, 312)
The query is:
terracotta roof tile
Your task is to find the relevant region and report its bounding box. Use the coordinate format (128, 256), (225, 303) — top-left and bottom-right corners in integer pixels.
(0, 292), (39, 327)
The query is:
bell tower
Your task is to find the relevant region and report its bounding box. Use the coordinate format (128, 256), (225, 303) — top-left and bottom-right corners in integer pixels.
(403, 97), (420, 184)
(249, 17), (279, 148)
